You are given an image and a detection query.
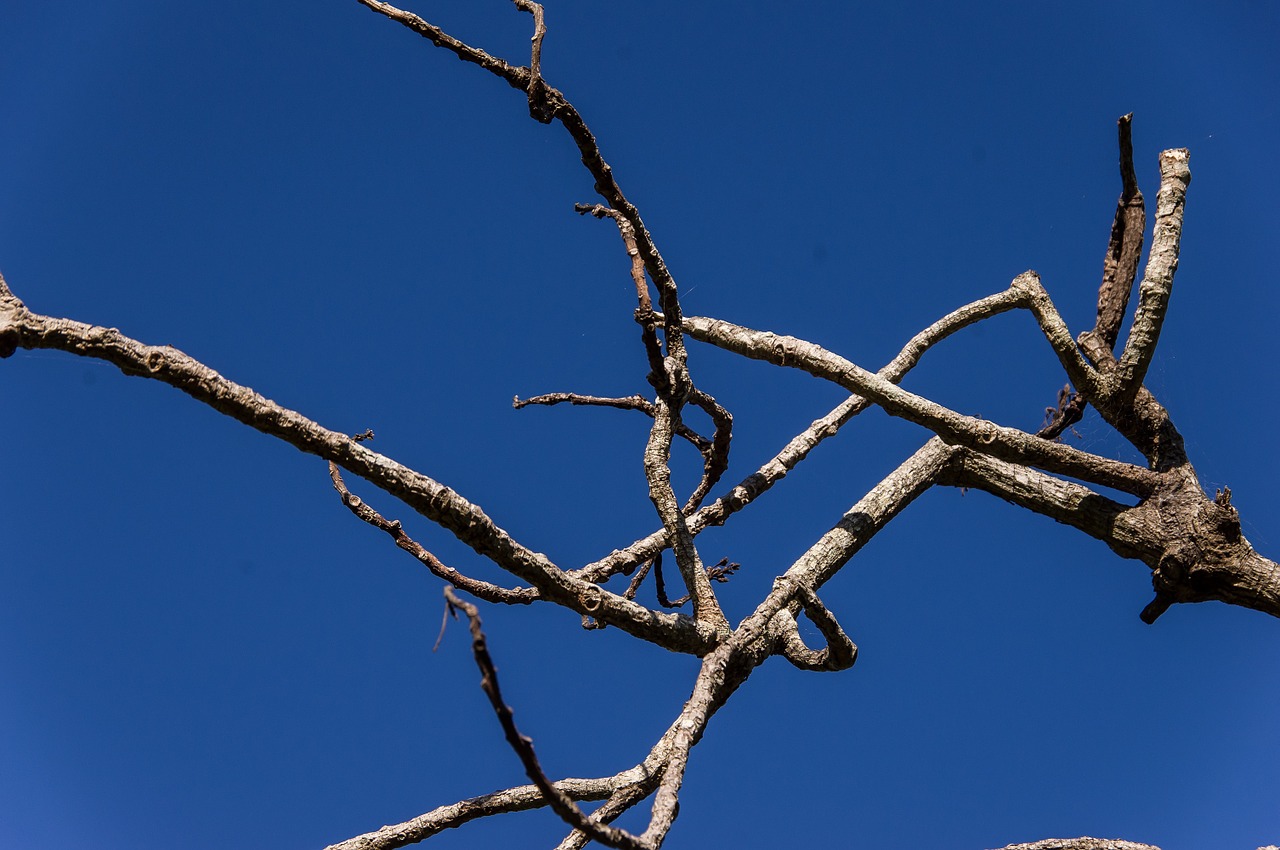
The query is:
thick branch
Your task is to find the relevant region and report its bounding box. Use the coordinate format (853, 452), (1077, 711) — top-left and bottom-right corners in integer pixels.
(1111, 148), (1191, 398)
(944, 451), (1280, 621)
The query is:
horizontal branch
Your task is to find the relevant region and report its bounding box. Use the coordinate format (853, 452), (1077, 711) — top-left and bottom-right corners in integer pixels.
(322, 776), (624, 850)
(992, 841), (1160, 850)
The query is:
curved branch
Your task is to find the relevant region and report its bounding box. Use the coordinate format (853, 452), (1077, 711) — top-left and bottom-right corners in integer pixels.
(772, 583), (858, 672)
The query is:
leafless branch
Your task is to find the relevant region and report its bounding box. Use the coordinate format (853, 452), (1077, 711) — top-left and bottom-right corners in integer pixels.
(575, 287), (1027, 585)
(1079, 113), (1147, 356)
(329, 461), (537, 604)
(442, 587), (649, 850)
(774, 580), (858, 672)
(680, 311), (1160, 496)
(513, 391), (714, 464)
(0, 279), (721, 656)
(1111, 148), (1191, 398)
(992, 841), (1161, 850)
(4, 0), (1272, 843)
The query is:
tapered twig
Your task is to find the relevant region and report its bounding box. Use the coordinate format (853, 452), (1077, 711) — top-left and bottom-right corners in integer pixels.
(1081, 113), (1147, 356)
(329, 461), (537, 604)
(682, 389), (732, 513)
(442, 587), (648, 850)
(513, 391), (713, 459)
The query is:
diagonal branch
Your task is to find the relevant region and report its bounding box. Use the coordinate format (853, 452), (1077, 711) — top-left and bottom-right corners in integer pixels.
(442, 587), (648, 850)
(574, 286), (1028, 584)
(357, 1), (689, 365)
(328, 460), (537, 604)
(0, 278), (721, 656)
(680, 312), (1159, 496)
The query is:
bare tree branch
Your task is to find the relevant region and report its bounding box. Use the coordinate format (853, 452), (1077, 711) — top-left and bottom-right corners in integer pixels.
(773, 580), (858, 672)
(1111, 148), (1191, 398)
(513, 391), (713, 457)
(0, 277), (721, 656)
(575, 287), (1027, 584)
(680, 311), (1160, 496)
(4, 0), (1271, 844)
(992, 841), (1161, 850)
(1079, 113), (1147, 356)
(329, 460), (537, 605)
(442, 587), (649, 850)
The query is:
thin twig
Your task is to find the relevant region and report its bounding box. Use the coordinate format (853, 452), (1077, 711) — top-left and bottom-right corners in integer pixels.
(329, 461), (537, 605)
(442, 587), (649, 850)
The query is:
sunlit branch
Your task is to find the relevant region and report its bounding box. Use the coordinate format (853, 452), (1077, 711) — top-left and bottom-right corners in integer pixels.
(680, 312), (1158, 496)
(1111, 148), (1191, 398)
(329, 461), (537, 604)
(575, 288), (1027, 584)
(773, 581), (858, 672)
(0, 278), (720, 656)
(443, 587), (648, 850)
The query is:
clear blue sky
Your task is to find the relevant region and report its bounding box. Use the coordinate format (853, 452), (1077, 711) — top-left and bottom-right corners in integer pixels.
(2, 2), (1278, 848)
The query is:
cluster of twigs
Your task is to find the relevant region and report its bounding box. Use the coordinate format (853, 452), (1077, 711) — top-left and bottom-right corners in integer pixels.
(2, 3), (1278, 849)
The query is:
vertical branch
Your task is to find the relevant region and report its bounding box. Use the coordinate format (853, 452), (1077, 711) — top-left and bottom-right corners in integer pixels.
(1111, 148), (1191, 397)
(645, 398), (729, 630)
(1081, 113), (1147, 357)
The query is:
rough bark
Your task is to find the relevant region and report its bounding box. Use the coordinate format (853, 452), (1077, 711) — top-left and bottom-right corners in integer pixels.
(2, 3), (1275, 848)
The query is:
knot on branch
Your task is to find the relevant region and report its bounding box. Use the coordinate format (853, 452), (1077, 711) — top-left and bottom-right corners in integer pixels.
(1140, 492), (1249, 622)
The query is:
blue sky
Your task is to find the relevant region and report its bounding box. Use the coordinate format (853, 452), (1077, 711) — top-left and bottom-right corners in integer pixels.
(2, 2), (1278, 848)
